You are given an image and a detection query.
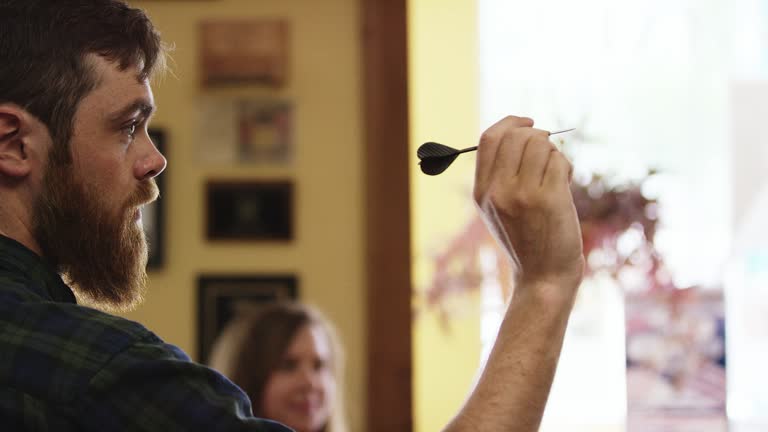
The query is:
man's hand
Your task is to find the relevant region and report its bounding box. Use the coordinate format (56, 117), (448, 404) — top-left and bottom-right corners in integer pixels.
(444, 116), (585, 432)
(474, 115), (584, 302)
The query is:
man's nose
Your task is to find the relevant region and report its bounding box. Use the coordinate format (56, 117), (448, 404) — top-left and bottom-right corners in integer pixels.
(135, 135), (167, 181)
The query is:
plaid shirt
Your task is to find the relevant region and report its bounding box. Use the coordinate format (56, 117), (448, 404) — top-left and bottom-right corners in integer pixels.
(0, 235), (292, 431)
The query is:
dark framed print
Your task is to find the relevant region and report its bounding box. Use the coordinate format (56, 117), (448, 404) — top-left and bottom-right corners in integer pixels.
(144, 128), (166, 269)
(197, 275), (298, 363)
(206, 180), (294, 241)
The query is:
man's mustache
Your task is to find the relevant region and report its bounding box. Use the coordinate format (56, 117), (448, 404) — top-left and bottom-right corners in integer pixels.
(126, 178), (160, 210)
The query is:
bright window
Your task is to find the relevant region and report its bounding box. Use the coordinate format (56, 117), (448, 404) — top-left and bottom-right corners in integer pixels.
(477, 0), (768, 429)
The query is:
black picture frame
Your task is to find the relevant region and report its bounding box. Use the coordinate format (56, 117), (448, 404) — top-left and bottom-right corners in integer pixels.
(197, 275), (298, 364)
(206, 180), (294, 241)
(144, 128), (166, 269)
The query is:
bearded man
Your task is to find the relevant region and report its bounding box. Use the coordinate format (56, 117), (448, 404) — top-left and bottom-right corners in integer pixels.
(0, 1), (584, 431)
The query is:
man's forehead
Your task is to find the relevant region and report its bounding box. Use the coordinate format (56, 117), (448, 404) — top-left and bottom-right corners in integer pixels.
(85, 53), (148, 84)
(84, 55), (155, 113)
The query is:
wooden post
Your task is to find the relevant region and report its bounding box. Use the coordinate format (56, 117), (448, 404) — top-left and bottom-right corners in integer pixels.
(362, 0), (412, 430)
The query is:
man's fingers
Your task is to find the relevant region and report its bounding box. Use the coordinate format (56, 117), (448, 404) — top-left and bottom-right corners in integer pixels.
(517, 131), (556, 187)
(488, 127), (548, 188)
(475, 116), (534, 203)
(543, 150), (573, 190)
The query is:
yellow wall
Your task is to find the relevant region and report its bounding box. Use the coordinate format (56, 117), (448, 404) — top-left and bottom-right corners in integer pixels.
(408, 0), (481, 431)
(126, 1), (365, 430)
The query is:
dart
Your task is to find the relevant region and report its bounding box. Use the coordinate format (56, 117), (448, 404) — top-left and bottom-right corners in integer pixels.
(417, 128), (576, 176)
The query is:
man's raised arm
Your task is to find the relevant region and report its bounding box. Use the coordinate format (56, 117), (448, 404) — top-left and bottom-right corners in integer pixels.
(444, 116), (585, 432)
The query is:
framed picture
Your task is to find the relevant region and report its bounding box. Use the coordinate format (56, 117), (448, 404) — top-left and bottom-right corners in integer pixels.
(144, 128), (166, 269)
(237, 100), (293, 163)
(197, 275), (298, 363)
(200, 19), (289, 87)
(196, 98), (293, 165)
(206, 180), (294, 241)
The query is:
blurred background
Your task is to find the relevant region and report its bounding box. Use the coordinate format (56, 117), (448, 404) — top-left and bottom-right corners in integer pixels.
(128, 0), (768, 430)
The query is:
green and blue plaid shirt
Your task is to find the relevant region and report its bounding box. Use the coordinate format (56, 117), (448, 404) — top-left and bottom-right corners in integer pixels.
(0, 235), (291, 431)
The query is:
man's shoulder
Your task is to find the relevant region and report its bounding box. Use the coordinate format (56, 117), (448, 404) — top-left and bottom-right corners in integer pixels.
(0, 298), (294, 431)
(0, 291), (169, 402)
(2, 288), (159, 348)
(0, 272), (44, 302)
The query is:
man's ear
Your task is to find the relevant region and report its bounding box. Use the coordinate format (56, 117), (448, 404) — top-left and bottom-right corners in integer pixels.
(0, 104), (33, 178)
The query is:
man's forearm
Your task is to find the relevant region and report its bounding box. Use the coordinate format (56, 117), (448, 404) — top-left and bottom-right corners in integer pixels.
(443, 281), (577, 432)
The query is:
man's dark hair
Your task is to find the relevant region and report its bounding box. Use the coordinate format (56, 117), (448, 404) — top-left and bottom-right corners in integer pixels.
(0, 0), (166, 163)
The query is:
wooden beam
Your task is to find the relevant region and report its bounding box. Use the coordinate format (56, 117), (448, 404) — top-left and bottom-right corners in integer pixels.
(361, 0), (412, 430)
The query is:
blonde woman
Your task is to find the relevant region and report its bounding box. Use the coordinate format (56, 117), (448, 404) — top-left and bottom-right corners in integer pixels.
(209, 302), (348, 432)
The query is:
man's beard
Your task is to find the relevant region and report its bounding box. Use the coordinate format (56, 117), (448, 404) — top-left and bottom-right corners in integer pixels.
(32, 159), (158, 313)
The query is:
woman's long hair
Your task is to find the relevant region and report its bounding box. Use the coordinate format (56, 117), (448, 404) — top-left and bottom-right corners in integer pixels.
(209, 302), (348, 432)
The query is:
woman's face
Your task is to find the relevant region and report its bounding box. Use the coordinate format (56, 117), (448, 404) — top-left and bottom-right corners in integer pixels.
(261, 324), (335, 432)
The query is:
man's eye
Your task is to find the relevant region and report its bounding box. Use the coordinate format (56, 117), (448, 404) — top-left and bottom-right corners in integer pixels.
(123, 122), (138, 138)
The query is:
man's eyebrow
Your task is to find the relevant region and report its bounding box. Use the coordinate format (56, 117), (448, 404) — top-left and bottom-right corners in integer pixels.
(107, 100), (155, 123)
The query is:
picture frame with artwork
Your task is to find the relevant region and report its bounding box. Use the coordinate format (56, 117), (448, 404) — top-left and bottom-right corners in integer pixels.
(195, 98), (293, 165)
(206, 180), (294, 241)
(144, 128), (166, 269)
(237, 100), (292, 164)
(200, 19), (289, 87)
(197, 275), (298, 363)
